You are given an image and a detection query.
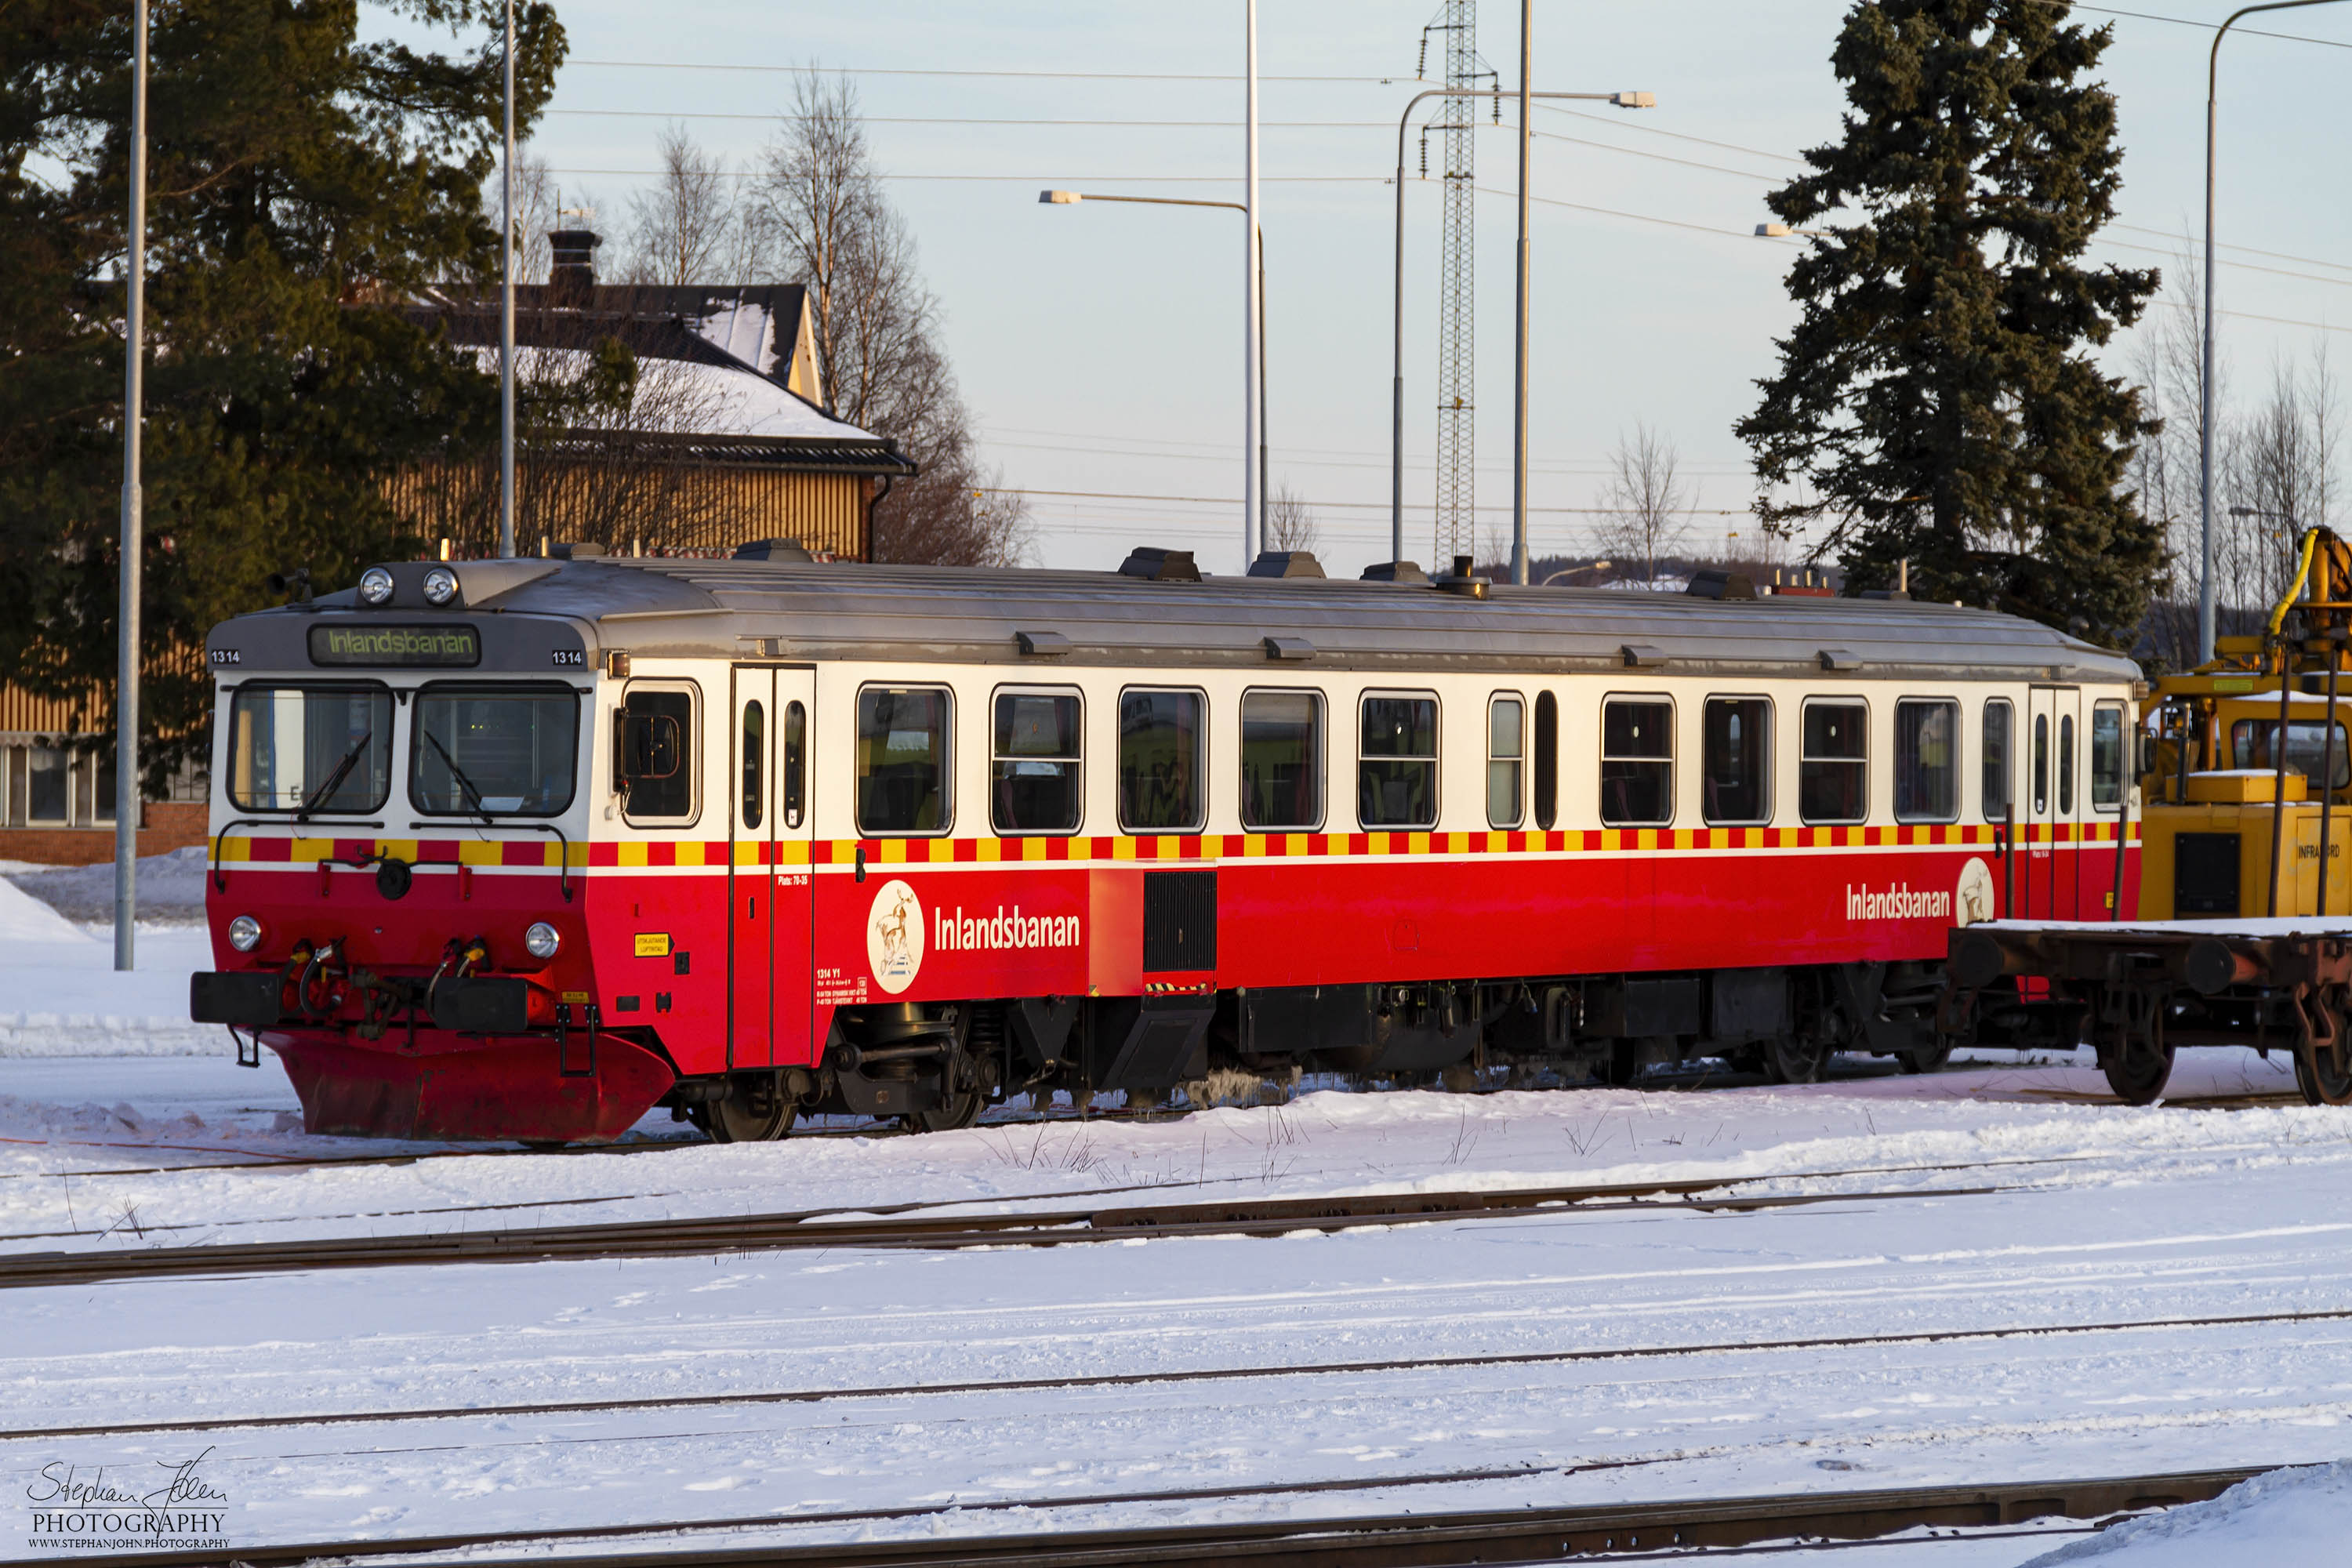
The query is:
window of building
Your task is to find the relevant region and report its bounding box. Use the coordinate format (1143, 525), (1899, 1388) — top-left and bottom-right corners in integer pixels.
(2059, 713), (2076, 815)
(2092, 703), (2128, 809)
(1488, 695), (1525, 829)
(1800, 700), (1867, 824)
(1533, 691), (1559, 830)
(855, 684), (951, 834)
(1702, 697), (1769, 825)
(2229, 717), (2350, 789)
(993, 689), (1083, 834)
(1600, 698), (1673, 826)
(227, 684), (395, 815)
(1119, 688), (1203, 833)
(1894, 699), (1959, 822)
(88, 753), (115, 824)
(739, 701), (764, 831)
(2033, 712), (2050, 815)
(1984, 699), (2013, 822)
(1359, 693), (1439, 828)
(25, 746), (67, 823)
(415, 685), (582, 818)
(1240, 689), (1322, 831)
(782, 702), (806, 829)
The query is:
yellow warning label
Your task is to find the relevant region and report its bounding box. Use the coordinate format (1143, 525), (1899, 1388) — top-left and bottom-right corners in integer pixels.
(633, 933), (672, 957)
(561, 990), (591, 1004)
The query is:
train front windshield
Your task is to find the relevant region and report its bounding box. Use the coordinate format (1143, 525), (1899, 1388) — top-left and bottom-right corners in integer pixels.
(411, 687), (580, 816)
(228, 685), (395, 814)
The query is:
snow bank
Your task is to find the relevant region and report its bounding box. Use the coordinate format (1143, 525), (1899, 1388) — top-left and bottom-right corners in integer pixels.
(0, 920), (218, 1056)
(0, 874), (92, 944)
(2, 844), (209, 924)
(2020, 1462), (2352, 1566)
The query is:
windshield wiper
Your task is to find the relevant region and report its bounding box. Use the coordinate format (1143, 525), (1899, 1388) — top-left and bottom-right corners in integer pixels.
(297, 736), (372, 819)
(422, 731), (495, 823)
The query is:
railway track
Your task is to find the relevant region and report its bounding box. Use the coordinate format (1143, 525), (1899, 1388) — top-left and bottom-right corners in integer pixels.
(9, 1303), (2350, 1444)
(27, 1465), (2274, 1567)
(0, 1171), (2009, 1291)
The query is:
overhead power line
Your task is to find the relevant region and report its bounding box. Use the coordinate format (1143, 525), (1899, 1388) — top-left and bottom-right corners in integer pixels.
(567, 61), (1396, 82)
(978, 486), (1751, 516)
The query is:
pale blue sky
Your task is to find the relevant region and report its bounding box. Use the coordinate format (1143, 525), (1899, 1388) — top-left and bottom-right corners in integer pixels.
(482, 2), (2352, 574)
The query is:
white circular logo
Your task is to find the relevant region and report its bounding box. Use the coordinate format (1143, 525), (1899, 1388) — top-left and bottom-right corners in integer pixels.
(866, 879), (925, 995)
(1955, 856), (1997, 927)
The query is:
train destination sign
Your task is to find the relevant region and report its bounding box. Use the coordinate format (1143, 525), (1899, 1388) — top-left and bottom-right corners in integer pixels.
(307, 624), (481, 667)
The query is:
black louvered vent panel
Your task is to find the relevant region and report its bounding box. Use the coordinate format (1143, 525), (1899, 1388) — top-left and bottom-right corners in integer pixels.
(1142, 869), (1218, 972)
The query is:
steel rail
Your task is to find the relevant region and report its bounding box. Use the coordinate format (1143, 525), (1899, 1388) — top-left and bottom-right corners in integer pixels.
(0, 1177), (2010, 1292)
(13, 1302), (2352, 1446)
(34, 1466), (2277, 1568)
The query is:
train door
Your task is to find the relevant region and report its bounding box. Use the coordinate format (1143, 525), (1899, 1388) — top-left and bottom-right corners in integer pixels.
(728, 667), (776, 1069)
(2026, 686), (2084, 918)
(770, 670), (818, 1066)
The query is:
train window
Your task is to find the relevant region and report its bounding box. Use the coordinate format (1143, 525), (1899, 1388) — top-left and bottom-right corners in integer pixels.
(992, 688), (1083, 835)
(1983, 699), (2013, 822)
(1799, 700), (1867, 824)
(1359, 693), (1439, 828)
(2229, 717), (2351, 789)
(1488, 695), (1525, 829)
(227, 684), (394, 815)
(416, 684), (582, 817)
(856, 685), (952, 834)
(1120, 688), (1204, 833)
(612, 686), (695, 821)
(2059, 714), (2076, 815)
(739, 701), (764, 831)
(1894, 699), (1959, 822)
(1533, 691), (1559, 830)
(2033, 713), (2049, 815)
(1241, 689), (1323, 831)
(782, 701), (805, 829)
(1600, 698), (1672, 826)
(2092, 703), (2127, 809)
(1702, 698), (1769, 826)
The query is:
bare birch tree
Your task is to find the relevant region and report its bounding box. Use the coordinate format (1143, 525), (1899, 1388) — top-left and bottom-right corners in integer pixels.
(1263, 482), (1322, 555)
(621, 124), (747, 287)
(1599, 423), (1693, 587)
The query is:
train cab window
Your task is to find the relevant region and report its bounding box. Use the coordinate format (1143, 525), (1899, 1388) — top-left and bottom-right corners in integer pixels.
(1799, 699), (1867, 824)
(992, 689), (1082, 835)
(1488, 695), (1525, 829)
(739, 701), (764, 831)
(613, 687), (695, 821)
(2033, 713), (2050, 815)
(1894, 699), (1959, 822)
(2230, 717), (2351, 789)
(1600, 698), (1672, 826)
(2092, 703), (2127, 809)
(782, 701), (806, 829)
(227, 684), (394, 815)
(1120, 688), (1204, 832)
(856, 685), (952, 834)
(1359, 693), (1439, 828)
(1983, 699), (2014, 822)
(1241, 689), (1323, 831)
(1702, 698), (1769, 826)
(1533, 691), (1559, 830)
(2059, 714), (2076, 815)
(416, 684), (582, 817)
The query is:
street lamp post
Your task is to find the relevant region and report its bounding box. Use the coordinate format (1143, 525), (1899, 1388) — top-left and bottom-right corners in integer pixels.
(113, 0), (150, 969)
(2201, 0), (2346, 664)
(1392, 85), (1652, 572)
(499, 0), (517, 560)
(1040, 191), (1268, 562)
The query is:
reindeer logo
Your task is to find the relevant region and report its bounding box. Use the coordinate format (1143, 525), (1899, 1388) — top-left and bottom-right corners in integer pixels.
(1955, 857), (1997, 927)
(866, 879), (925, 994)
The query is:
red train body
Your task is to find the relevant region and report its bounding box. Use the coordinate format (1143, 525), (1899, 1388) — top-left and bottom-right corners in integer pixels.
(194, 553), (2142, 1142)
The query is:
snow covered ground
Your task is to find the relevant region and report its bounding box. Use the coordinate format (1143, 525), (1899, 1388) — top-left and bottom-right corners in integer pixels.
(0, 878), (2345, 1562)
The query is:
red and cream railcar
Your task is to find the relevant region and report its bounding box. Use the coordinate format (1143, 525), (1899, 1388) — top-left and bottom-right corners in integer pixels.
(191, 549), (2143, 1143)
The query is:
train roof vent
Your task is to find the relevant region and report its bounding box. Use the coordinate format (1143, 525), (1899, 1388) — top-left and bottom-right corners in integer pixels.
(1435, 555), (1490, 599)
(1818, 648), (1863, 671)
(733, 538), (813, 562)
(1621, 644), (1667, 668)
(1686, 568), (1756, 601)
(1016, 630), (1072, 657)
(1248, 550), (1324, 579)
(1361, 560), (1431, 585)
(1263, 636), (1315, 662)
(1119, 546), (1201, 582)
(549, 541), (606, 559)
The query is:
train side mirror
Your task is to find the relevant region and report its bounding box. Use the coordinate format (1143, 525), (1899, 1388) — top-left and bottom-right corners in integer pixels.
(2136, 731), (2158, 779)
(612, 712), (681, 796)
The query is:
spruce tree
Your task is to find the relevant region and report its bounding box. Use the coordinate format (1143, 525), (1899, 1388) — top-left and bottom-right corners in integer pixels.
(0, 1), (564, 781)
(1735, 0), (2161, 647)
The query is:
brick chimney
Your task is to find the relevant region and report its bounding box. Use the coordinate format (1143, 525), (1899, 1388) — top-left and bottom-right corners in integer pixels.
(548, 228), (601, 306)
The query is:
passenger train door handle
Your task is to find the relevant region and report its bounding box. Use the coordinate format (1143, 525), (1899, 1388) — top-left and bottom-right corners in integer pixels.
(855, 847), (866, 884)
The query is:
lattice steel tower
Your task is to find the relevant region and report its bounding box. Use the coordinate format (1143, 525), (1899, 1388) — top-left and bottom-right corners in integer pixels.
(1432, 1), (1479, 565)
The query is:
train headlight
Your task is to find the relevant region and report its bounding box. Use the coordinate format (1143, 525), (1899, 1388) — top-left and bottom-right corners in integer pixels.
(228, 914), (263, 953)
(357, 567), (394, 605)
(421, 566), (459, 606)
(524, 922), (561, 960)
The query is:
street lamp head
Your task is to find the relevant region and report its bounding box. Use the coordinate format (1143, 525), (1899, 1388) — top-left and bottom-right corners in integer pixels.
(1040, 190), (1083, 205)
(1755, 223), (1792, 238)
(1610, 92), (1657, 109)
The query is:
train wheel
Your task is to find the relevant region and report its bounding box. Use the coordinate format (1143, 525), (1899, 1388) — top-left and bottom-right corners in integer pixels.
(1898, 1037), (1954, 1076)
(701, 1073), (797, 1143)
(2098, 1042), (2174, 1105)
(2294, 1044), (2352, 1106)
(1764, 1035), (1826, 1085)
(913, 1048), (989, 1133)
